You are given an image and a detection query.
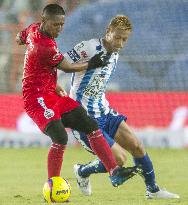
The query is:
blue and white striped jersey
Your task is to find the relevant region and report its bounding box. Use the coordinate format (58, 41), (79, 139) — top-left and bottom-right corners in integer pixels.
(64, 38), (119, 118)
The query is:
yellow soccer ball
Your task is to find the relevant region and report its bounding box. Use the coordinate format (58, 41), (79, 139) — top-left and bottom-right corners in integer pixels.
(43, 177), (71, 203)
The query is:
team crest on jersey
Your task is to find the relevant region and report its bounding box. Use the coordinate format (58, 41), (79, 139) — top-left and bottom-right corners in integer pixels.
(37, 97), (55, 119)
(44, 109), (55, 119)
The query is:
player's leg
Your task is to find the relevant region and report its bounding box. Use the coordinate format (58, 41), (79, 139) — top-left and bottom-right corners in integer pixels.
(73, 131), (137, 195)
(115, 120), (179, 199)
(114, 121), (157, 189)
(70, 108), (128, 177)
(25, 94), (70, 180)
(74, 131), (127, 177)
(78, 110), (128, 177)
(72, 130), (111, 195)
(115, 121), (159, 190)
(112, 142), (127, 166)
(61, 106), (137, 186)
(61, 106), (118, 175)
(44, 119), (68, 179)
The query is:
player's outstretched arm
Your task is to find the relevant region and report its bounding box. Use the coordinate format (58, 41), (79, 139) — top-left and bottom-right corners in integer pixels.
(58, 52), (108, 73)
(58, 57), (89, 73)
(15, 32), (25, 45)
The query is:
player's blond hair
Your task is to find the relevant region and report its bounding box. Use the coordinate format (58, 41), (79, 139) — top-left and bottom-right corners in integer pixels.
(108, 15), (132, 31)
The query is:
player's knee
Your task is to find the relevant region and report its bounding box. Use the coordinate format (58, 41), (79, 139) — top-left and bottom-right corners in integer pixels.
(83, 117), (99, 134)
(131, 140), (145, 157)
(73, 106), (99, 134)
(54, 133), (68, 145)
(45, 120), (68, 145)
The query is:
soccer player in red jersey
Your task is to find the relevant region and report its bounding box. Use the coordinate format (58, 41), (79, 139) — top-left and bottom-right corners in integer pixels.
(16, 4), (137, 187)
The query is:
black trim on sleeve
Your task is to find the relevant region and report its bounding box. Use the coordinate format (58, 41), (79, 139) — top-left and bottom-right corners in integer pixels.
(19, 34), (25, 45)
(56, 56), (65, 68)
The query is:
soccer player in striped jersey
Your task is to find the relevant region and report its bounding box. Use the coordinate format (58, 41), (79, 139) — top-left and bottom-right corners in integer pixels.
(63, 15), (179, 199)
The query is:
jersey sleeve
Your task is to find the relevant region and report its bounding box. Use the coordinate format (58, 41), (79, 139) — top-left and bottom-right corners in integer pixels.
(43, 43), (64, 67)
(64, 40), (96, 63)
(19, 24), (33, 44)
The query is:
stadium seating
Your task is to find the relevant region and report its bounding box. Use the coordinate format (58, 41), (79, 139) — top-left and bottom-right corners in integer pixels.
(57, 0), (188, 91)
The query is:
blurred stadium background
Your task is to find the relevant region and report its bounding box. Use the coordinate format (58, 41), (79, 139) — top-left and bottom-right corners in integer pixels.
(0, 0), (188, 148)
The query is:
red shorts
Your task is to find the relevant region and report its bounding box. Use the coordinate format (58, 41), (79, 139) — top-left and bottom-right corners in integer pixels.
(24, 93), (79, 132)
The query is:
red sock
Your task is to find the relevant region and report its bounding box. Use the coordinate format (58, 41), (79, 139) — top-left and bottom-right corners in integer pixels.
(87, 130), (118, 175)
(47, 143), (66, 179)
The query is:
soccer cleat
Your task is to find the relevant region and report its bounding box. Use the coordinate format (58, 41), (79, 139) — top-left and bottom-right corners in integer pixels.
(73, 164), (91, 196)
(109, 166), (139, 187)
(146, 187), (180, 199)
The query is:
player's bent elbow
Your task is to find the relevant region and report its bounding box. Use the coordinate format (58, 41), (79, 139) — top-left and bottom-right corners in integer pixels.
(15, 33), (24, 45)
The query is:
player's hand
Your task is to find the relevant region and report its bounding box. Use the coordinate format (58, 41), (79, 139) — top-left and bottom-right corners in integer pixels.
(56, 84), (67, 97)
(87, 52), (110, 69)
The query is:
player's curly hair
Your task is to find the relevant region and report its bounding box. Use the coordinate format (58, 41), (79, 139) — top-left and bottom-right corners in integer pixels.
(109, 15), (132, 31)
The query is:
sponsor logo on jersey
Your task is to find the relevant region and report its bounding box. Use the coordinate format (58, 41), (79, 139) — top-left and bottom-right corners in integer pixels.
(75, 42), (84, 51)
(83, 75), (105, 98)
(67, 49), (81, 62)
(81, 50), (88, 58)
(37, 97), (55, 119)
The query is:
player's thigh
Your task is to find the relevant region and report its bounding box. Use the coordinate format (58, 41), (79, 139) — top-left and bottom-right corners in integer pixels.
(25, 94), (62, 132)
(61, 106), (98, 134)
(103, 110), (126, 139)
(58, 95), (80, 114)
(114, 121), (145, 156)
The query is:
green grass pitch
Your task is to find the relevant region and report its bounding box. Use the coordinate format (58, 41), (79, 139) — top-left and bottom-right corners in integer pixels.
(0, 147), (187, 205)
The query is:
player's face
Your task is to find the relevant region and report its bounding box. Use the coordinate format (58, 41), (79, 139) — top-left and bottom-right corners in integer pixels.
(44, 15), (65, 38)
(105, 27), (131, 52)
